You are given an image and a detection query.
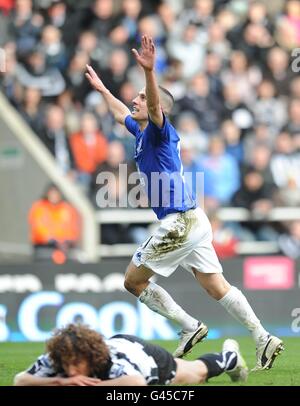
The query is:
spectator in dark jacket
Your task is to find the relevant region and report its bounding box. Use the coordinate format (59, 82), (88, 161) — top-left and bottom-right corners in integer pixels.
(232, 167), (277, 241)
(40, 104), (74, 174)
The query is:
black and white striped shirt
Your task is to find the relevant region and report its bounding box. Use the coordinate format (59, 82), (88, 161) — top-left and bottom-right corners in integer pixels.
(27, 334), (176, 385)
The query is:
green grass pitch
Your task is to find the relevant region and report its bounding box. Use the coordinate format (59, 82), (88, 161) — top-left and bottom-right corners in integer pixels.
(0, 337), (299, 386)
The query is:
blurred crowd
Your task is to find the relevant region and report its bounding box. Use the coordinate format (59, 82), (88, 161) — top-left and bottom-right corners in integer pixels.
(1, 0), (300, 259)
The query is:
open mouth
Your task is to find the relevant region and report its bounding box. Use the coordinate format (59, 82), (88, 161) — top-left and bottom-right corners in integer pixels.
(132, 106), (139, 114)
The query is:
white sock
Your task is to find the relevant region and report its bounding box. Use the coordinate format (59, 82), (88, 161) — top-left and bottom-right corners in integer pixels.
(139, 282), (199, 332)
(218, 286), (269, 344)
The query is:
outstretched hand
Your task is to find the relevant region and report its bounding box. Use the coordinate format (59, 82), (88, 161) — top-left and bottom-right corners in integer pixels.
(85, 65), (107, 93)
(132, 35), (156, 71)
(60, 375), (102, 386)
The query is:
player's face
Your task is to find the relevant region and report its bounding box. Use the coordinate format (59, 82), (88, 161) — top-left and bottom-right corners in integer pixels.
(131, 88), (148, 121)
(64, 359), (90, 377)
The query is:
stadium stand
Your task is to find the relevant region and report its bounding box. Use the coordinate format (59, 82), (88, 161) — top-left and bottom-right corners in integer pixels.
(1, 0), (300, 262)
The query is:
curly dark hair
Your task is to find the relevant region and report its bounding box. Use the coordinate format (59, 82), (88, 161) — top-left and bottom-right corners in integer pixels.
(46, 324), (111, 378)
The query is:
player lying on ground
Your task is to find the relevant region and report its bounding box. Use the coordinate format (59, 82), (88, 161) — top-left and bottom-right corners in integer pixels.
(85, 34), (283, 371)
(14, 324), (248, 386)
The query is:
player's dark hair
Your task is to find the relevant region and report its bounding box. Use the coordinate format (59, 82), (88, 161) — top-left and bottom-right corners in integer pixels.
(159, 86), (175, 104)
(158, 85), (175, 115)
(46, 324), (111, 379)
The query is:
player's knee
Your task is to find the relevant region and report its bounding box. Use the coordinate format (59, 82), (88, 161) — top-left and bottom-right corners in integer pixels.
(198, 369), (207, 384)
(203, 285), (216, 299)
(124, 276), (139, 296)
(124, 276), (133, 293)
(204, 282), (230, 300)
(174, 361), (207, 385)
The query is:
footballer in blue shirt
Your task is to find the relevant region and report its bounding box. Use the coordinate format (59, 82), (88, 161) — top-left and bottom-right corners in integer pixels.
(86, 35), (283, 370)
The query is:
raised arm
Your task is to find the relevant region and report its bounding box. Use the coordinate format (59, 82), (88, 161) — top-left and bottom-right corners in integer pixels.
(132, 35), (164, 128)
(85, 65), (131, 125)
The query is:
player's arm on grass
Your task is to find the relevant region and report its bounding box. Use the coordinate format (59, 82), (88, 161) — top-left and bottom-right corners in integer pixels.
(85, 65), (130, 125)
(14, 372), (61, 386)
(13, 371), (101, 386)
(132, 35), (164, 128)
(96, 375), (147, 386)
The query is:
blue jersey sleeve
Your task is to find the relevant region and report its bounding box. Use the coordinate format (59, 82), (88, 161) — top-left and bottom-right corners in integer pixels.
(125, 115), (140, 137)
(148, 114), (178, 143)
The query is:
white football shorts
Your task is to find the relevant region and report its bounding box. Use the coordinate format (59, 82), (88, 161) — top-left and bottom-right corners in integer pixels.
(132, 207), (223, 277)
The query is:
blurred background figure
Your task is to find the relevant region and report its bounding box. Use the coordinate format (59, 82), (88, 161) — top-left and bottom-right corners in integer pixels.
(70, 111), (108, 191)
(210, 212), (239, 259)
(28, 184), (80, 263)
(279, 220), (300, 259)
(276, 0), (300, 50)
(198, 136), (240, 209)
(232, 167), (277, 241)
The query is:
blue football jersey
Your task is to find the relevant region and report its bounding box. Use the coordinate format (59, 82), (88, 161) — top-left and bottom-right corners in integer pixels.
(125, 114), (196, 220)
